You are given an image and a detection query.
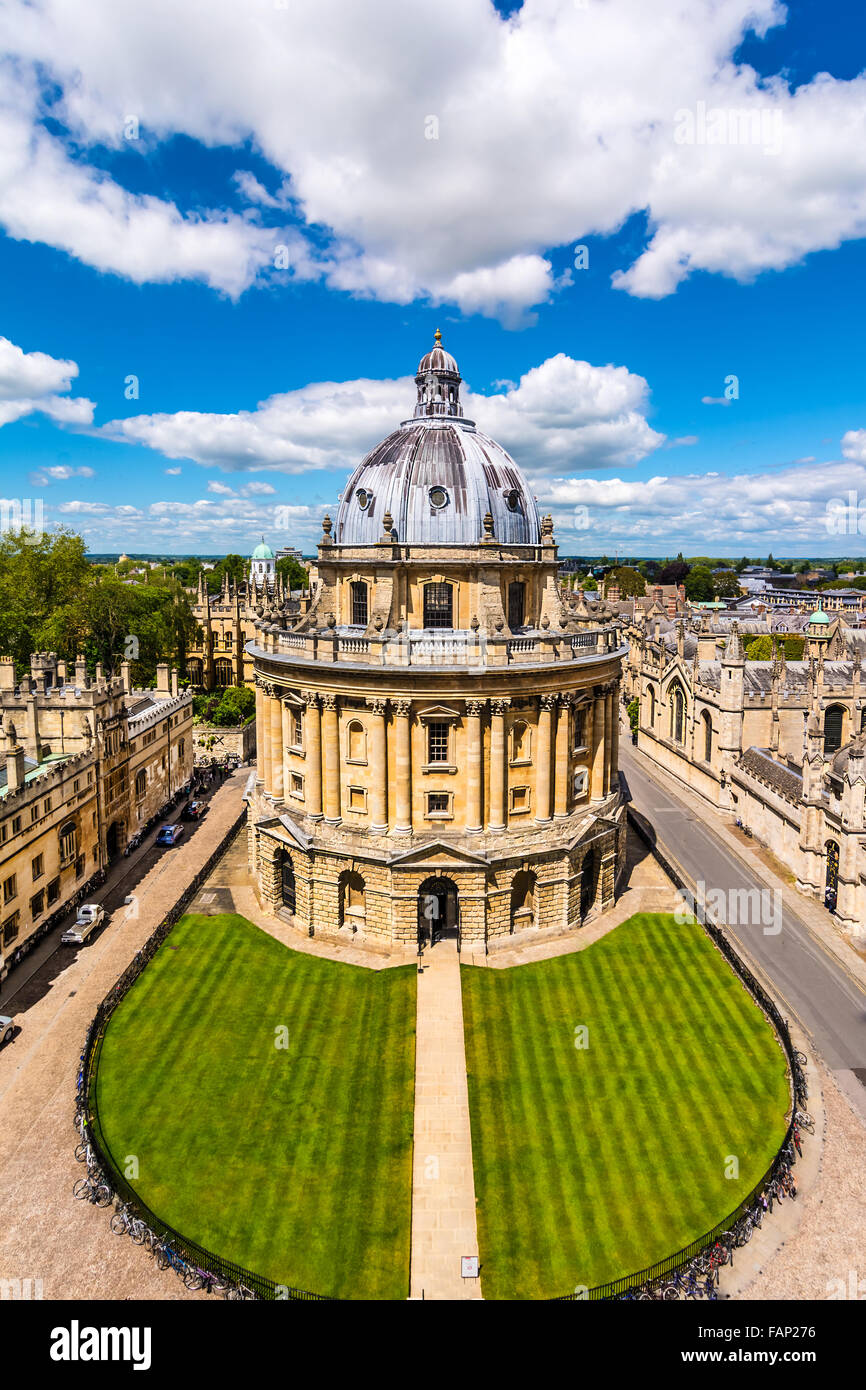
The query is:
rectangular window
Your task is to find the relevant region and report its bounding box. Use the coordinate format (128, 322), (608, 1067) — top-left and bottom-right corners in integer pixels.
(510, 786), (530, 813)
(427, 721), (449, 763)
(291, 773), (304, 797)
(351, 581), (368, 626)
(2, 911), (19, 945)
(47, 877), (60, 906)
(0, 825), (6, 844)
(43, 797), (51, 815)
(31, 890), (44, 919)
(73, 778), (80, 793)
(30, 806), (39, 823)
(59, 824), (76, 864)
(32, 854), (43, 881)
(12, 816), (21, 834)
(293, 710), (303, 746)
(3, 874), (16, 904)
(75, 854), (85, 879)
(508, 581), (525, 629)
(427, 792), (450, 816)
(423, 583), (453, 630)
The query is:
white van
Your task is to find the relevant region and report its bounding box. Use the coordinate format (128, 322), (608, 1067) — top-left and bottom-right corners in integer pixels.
(61, 903), (105, 946)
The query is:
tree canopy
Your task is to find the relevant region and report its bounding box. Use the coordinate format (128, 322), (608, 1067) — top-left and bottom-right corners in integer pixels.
(0, 528), (197, 684)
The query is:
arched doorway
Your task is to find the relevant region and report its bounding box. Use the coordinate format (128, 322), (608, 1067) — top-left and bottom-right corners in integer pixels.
(825, 839), (839, 911)
(280, 851), (296, 914)
(580, 847), (597, 918)
(418, 876), (459, 947)
(106, 821), (122, 861)
(510, 870), (536, 933)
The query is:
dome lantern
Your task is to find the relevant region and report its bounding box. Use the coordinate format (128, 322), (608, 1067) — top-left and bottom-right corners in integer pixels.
(414, 328), (463, 420)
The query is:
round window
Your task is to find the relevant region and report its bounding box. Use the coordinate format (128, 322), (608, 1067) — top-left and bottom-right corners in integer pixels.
(356, 488), (370, 510)
(429, 486), (449, 509)
(504, 488), (521, 511)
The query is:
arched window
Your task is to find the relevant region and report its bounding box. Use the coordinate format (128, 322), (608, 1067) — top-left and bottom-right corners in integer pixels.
(824, 704), (845, 754)
(511, 720), (531, 762)
(700, 710), (713, 763)
(281, 853), (296, 913)
(135, 769), (146, 799)
(214, 658), (233, 687)
(510, 870), (536, 932)
(351, 581), (368, 626)
(572, 705), (585, 749)
(669, 682), (685, 744)
(347, 720), (367, 762)
(339, 871), (366, 930)
(186, 658), (203, 687)
(580, 848), (596, 917)
(508, 581), (525, 629)
(647, 687), (655, 729)
(423, 582), (453, 629)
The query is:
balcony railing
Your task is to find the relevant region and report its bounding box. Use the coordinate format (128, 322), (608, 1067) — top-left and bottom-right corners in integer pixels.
(252, 624), (624, 670)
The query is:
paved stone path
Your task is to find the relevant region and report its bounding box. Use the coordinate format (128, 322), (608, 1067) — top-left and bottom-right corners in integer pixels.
(409, 938), (482, 1300)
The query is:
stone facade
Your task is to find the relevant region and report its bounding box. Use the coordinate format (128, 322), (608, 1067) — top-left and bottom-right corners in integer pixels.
(626, 605), (866, 936)
(246, 335), (626, 949)
(0, 652), (194, 978)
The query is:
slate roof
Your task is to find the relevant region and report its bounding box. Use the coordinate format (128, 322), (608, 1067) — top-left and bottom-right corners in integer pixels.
(736, 747), (803, 804)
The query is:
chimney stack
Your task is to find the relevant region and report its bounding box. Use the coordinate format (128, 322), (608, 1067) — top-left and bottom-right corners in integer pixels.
(171, 668), (179, 697)
(0, 657), (15, 691)
(156, 663), (171, 697)
(56, 659), (67, 685)
(25, 693), (43, 763)
(4, 721), (26, 793)
(75, 655), (87, 687)
(120, 660), (131, 692)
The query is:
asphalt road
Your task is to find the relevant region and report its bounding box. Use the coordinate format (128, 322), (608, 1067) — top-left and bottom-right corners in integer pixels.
(620, 743), (866, 1124)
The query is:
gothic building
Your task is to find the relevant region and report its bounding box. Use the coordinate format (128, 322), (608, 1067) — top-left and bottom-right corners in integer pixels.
(185, 564), (304, 691)
(245, 333), (627, 948)
(628, 606), (866, 934)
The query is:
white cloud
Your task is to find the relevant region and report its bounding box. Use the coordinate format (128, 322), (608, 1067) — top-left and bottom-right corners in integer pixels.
(29, 464), (95, 485)
(535, 447), (866, 551)
(164, 466), (182, 475)
(842, 429), (866, 464)
(2, 1), (865, 318)
(52, 492), (323, 551)
(100, 353), (664, 475)
(0, 333), (94, 429)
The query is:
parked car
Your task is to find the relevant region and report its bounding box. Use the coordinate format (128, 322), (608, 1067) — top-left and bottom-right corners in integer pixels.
(0, 1015), (15, 1045)
(156, 822), (185, 847)
(61, 903), (105, 945)
(182, 799), (207, 821)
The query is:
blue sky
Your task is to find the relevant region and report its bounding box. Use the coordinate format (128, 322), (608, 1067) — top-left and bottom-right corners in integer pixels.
(1, 0), (865, 557)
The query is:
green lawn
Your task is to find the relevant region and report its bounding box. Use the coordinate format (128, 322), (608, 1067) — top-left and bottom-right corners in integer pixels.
(462, 913), (790, 1300)
(94, 913), (416, 1300)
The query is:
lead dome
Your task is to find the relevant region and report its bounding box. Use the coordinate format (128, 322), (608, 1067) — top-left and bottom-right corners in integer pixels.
(335, 331), (540, 547)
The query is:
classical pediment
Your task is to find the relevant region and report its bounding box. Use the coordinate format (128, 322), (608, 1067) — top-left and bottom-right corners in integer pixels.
(389, 838), (489, 869)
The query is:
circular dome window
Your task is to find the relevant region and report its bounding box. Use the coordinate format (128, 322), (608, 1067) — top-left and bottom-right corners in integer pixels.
(429, 486), (449, 509)
(504, 487), (521, 511)
(356, 488), (371, 510)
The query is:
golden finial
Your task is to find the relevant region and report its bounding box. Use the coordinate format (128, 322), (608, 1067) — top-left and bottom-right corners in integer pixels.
(434, 327), (442, 344)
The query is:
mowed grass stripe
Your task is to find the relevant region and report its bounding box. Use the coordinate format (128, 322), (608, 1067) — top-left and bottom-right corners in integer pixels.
(462, 913), (789, 1299)
(96, 914), (416, 1300)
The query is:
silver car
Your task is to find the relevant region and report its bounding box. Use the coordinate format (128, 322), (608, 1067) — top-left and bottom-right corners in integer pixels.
(0, 1015), (14, 1046)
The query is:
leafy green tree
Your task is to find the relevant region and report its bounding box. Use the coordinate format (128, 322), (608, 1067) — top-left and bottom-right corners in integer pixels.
(0, 528), (90, 672)
(276, 556), (308, 590)
(193, 685), (255, 726)
(607, 565), (646, 597)
(683, 565), (715, 602)
(206, 553), (246, 594)
(712, 571), (743, 599)
(658, 560), (689, 585)
(626, 697), (640, 733)
(581, 574), (598, 591)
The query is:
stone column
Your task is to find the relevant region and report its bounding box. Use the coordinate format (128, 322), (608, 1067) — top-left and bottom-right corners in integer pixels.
(269, 688), (284, 800)
(603, 687), (614, 795)
(535, 694), (556, 823)
(489, 698), (511, 830)
(255, 679), (266, 782)
(393, 699), (412, 834)
(281, 699), (293, 799)
(591, 687), (606, 800)
(260, 682), (273, 795)
(303, 692), (323, 819)
(366, 697), (388, 833)
(322, 693), (341, 823)
(610, 690), (620, 794)
(465, 699), (485, 833)
(553, 694), (571, 819)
